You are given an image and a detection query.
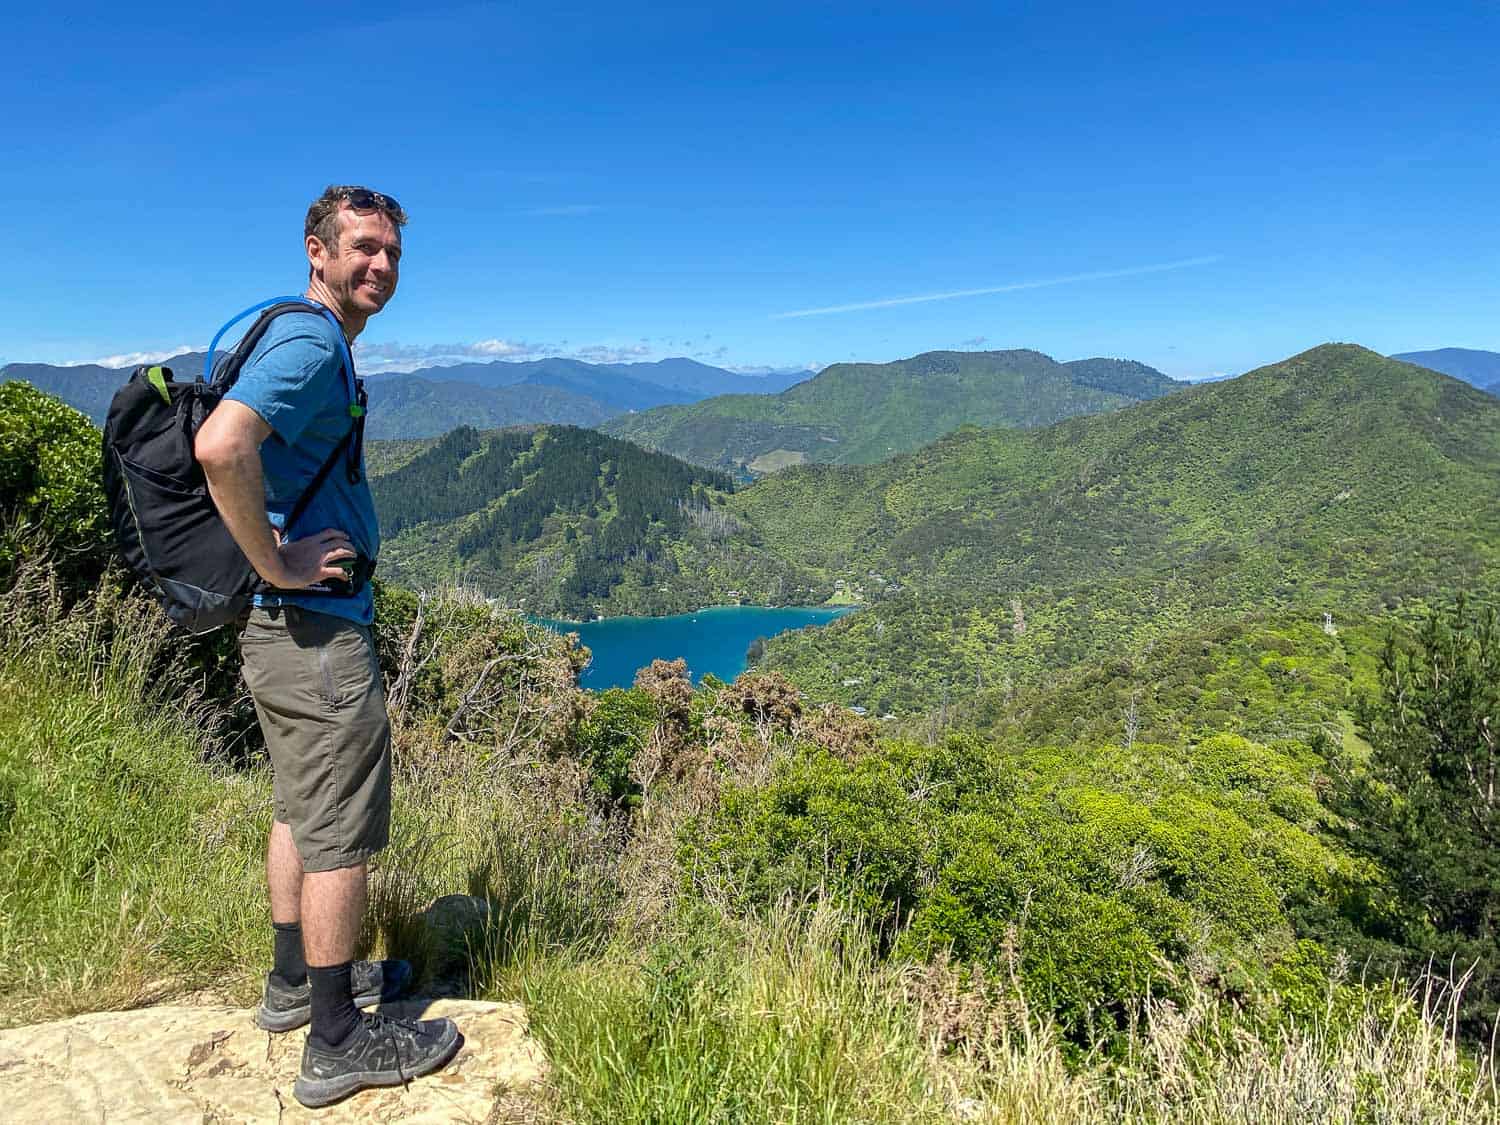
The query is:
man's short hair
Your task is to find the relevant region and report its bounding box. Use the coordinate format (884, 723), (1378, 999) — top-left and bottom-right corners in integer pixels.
(304, 185), (408, 256)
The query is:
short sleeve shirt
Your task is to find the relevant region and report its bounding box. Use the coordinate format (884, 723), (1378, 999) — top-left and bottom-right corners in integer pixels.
(223, 309), (380, 625)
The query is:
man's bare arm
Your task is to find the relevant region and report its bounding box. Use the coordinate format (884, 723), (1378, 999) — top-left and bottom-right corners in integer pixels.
(195, 399), (354, 589)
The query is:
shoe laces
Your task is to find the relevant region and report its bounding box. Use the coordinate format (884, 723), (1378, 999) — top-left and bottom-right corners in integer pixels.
(364, 1012), (420, 1082)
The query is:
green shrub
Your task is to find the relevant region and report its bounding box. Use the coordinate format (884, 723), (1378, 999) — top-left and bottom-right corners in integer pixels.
(575, 688), (658, 805)
(688, 731), (1361, 1049)
(0, 382), (110, 592)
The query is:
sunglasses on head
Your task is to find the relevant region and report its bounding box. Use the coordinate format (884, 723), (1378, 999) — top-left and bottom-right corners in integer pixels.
(339, 187), (401, 215)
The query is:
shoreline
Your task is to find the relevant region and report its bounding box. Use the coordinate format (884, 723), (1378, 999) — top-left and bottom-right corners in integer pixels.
(531, 603), (860, 627)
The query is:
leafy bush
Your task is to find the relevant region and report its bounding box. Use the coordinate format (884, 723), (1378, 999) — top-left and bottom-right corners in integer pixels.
(0, 382), (110, 593)
(575, 688), (659, 805)
(687, 731), (1362, 1049)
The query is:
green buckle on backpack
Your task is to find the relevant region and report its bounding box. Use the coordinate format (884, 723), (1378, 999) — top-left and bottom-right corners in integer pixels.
(348, 403), (365, 418)
(146, 366), (171, 405)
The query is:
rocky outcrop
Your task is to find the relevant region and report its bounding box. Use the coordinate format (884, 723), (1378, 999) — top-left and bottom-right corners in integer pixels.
(0, 997), (546, 1122)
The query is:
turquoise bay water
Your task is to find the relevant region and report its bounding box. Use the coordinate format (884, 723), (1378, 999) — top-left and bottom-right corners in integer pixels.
(535, 605), (854, 690)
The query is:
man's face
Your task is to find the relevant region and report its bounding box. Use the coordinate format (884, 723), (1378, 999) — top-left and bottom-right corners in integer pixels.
(308, 203), (402, 321)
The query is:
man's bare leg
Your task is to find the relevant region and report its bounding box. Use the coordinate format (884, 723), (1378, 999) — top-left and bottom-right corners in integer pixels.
(301, 863), (368, 1050)
(267, 821), (303, 924)
(302, 864), (368, 965)
(267, 822), (367, 959)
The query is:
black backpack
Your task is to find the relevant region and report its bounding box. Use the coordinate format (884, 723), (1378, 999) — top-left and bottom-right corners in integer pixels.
(101, 296), (367, 634)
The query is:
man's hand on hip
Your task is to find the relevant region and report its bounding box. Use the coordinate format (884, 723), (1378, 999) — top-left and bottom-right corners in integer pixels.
(271, 528), (357, 589)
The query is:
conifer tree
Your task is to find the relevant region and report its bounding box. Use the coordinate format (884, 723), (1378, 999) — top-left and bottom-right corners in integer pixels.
(1339, 596), (1500, 1035)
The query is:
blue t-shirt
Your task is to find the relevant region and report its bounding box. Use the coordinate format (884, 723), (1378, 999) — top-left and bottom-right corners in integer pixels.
(224, 309), (379, 625)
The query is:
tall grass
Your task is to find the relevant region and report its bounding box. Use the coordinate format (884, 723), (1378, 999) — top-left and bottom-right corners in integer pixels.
(0, 569), (619, 1022)
(914, 951), (1500, 1123)
(519, 901), (947, 1124)
(503, 894), (1500, 1124)
(0, 572), (270, 1021)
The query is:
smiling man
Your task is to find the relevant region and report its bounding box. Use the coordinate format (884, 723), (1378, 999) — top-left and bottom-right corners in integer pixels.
(195, 186), (461, 1108)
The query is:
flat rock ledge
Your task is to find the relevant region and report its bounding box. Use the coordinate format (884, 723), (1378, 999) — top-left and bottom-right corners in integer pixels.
(0, 997), (547, 1123)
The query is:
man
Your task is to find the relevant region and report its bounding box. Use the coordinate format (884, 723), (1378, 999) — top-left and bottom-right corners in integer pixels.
(195, 185), (460, 1108)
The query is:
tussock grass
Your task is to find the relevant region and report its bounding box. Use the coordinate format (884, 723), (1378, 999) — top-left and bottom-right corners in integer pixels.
(512, 899), (1500, 1124)
(915, 951), (1500, 1123)
(519, 901), (947, 1124)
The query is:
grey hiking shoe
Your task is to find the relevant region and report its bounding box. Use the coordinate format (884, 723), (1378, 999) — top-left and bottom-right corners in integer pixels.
(293, 1011), (462, 1108)
(254, 959), (413, 1032)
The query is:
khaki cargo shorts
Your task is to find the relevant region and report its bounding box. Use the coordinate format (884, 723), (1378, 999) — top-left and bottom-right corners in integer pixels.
(239, 605), (392, 872)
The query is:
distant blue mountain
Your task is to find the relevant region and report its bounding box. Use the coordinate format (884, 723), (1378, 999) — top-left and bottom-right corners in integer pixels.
(401, 356), (810, 406)
(1390, 348), (1500, 391)
(0, 351), (807, 439)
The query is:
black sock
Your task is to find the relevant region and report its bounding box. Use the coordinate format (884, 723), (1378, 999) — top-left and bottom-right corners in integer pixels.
(308, 962), (360, 1049)
(271, 921), (307, 987)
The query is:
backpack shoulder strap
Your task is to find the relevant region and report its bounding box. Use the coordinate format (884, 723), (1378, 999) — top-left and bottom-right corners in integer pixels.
(205, 296), (355, 400)
(282, 426), (357, 534)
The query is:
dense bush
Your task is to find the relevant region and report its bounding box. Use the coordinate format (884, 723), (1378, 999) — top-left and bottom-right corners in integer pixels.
(0, 382), (110, 593)
(686, 730), (1362, 1049)
(574, 687), (659, 805)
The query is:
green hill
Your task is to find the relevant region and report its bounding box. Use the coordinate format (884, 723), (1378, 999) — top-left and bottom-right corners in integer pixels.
(370, 425), (766, 618)
(600, 349), (1179, 475)
(674, 344), (1500, 713)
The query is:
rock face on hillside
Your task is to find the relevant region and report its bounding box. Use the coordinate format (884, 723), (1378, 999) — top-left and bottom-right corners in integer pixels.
(0, 998), (546, 1122)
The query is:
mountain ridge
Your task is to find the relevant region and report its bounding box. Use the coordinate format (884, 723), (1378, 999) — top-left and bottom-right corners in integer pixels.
(600, 347), (1179, 475)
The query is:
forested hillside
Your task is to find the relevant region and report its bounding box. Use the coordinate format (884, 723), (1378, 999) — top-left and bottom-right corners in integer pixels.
(962, 609), (1386, 751)
(370, 426), (772, 617)
(361, 376), (611, 437)
(669, 344), (1500, 713)
(601, 349), (1179, 475)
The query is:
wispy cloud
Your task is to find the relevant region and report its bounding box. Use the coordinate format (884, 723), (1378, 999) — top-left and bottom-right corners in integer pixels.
(772, 256), (1223, 319)
(519, 204), (603, 217)
(354, 336), (657, 373)
(75, 344), (204, 368)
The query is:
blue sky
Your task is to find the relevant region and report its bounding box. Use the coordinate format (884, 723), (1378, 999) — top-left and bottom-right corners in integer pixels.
(2, 1), (1495, 377)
